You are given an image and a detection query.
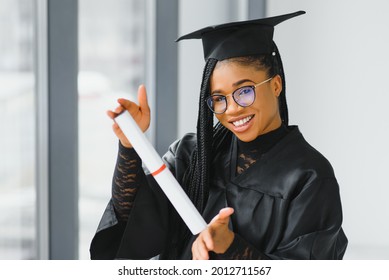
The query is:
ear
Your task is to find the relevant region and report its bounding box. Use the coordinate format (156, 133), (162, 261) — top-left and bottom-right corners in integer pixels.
(272, 75), (282, 97)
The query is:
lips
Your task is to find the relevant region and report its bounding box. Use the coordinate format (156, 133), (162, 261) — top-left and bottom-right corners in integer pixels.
(231, 115), (253, 127)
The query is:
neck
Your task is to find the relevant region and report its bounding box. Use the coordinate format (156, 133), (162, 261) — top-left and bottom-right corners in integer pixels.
(237, 123), (289, 154)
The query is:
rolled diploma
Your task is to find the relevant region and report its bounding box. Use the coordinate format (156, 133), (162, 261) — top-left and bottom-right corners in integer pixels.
(115, 111), (207, 235)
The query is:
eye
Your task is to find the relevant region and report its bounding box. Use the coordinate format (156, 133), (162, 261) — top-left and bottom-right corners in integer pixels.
(212, 95), (225, 103)
(238, 87), (252, 96)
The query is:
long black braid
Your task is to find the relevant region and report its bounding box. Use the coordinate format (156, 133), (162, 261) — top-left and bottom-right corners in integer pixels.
(162, 46), (288, 259)
(272, 42), (289, 125)
(161, 58), (219, 259)
(184, 58), (218, 212)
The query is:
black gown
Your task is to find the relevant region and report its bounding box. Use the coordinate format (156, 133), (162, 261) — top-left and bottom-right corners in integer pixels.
(90, 125), (348, 259)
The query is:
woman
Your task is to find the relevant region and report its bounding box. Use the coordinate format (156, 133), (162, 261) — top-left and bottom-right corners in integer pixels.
(90, 11), (348, 260)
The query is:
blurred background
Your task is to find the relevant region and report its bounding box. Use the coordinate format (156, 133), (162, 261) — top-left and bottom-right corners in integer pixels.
(0, 0), (388, 259)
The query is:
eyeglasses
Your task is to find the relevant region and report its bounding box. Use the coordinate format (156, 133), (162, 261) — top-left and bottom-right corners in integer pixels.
(206, 77), (273, 114)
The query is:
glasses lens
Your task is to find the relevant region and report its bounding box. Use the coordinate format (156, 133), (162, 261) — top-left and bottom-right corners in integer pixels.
(207, 95), (226, 114)
(206, 86), (255, 114)
(233, 86), (255, 107)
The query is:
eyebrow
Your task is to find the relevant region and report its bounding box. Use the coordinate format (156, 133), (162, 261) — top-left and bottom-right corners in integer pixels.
(233, 79), (255, 87)
(211, 79), (255, 95)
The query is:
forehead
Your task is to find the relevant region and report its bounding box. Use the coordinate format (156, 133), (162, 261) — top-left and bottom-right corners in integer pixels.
(211, 61), (267, 88)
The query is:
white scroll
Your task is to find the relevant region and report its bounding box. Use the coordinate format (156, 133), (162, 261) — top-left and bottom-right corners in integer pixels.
(115, 111), (207, 235)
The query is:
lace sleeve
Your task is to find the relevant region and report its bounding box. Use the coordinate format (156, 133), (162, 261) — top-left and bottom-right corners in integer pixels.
(111, 141), (145, 222)
(215, 234), (269, 260)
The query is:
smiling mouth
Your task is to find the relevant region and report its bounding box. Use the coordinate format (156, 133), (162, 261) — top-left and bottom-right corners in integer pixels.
(231, 115), (254, 127)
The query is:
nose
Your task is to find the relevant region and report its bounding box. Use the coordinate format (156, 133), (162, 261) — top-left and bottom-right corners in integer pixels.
(224, 95), (241, 114)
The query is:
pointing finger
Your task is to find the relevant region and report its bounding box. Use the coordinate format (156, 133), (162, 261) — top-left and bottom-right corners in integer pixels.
(137, 85), (150, 116)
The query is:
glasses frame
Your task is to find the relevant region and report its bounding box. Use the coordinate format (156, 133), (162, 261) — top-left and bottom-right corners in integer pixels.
(206, 77), (273, 114)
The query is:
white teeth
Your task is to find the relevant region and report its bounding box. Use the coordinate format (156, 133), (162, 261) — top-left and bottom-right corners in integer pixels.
(233, 116), (252, 127)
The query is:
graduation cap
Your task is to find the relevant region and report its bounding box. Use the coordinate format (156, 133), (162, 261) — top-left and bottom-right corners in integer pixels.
(176, 10), (305, 61)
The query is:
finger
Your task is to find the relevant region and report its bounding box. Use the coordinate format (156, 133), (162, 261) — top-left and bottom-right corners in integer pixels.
(111, 123), (132, 148)
(218, 207), (234, 220)
(112, 122), (121, 134)
(117, 98), (139, 116)
(192, 239), (201, 260)
(210, 207), (234, 224)
(192, 250), (197, 260)
(137, 85), (150, 116)
(106, 110), (119, 120)
(195, 240), (205, 260)
(111, 123), (124, 138)
(198, 239), (210, 260)
(193, 236), (210, 260)
(113, 104), (125, 114)
(202, 229), (214, 251)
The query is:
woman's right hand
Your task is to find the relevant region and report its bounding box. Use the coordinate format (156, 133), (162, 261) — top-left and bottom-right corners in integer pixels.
(107, 84), (150, 148)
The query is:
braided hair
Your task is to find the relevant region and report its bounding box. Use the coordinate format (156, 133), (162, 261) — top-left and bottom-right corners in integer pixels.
(273, 42), (289, 125)
(161, 58), (219, 259)
(162, 42), (288, 259)
(183, 58), (218, 212)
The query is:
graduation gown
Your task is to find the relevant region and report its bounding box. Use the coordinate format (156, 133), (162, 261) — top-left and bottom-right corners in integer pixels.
(90, 126), (347, 259)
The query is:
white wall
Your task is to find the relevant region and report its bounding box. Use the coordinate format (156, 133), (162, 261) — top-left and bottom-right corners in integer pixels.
(267, 0), (389, 259)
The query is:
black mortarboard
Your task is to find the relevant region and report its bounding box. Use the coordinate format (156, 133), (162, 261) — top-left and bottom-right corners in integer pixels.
(176, 10), (305, 61)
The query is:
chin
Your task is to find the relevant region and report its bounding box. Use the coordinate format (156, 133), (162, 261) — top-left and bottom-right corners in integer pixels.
(234, 132), (257, 142)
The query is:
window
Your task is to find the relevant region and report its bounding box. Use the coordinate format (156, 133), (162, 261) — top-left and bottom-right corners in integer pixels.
(0, 0), (36, 259)
(78, 0), (146, 259)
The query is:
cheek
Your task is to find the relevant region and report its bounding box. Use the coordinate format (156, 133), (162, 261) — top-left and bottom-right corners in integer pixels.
(215, 114), (225, 124)
(257, 93), (278, 111)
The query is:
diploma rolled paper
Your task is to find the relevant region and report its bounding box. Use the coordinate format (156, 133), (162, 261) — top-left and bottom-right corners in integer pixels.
(115, 111), (207, 235)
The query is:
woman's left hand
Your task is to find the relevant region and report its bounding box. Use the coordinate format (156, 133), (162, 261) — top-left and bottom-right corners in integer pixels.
(192, 207), (235, 260)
